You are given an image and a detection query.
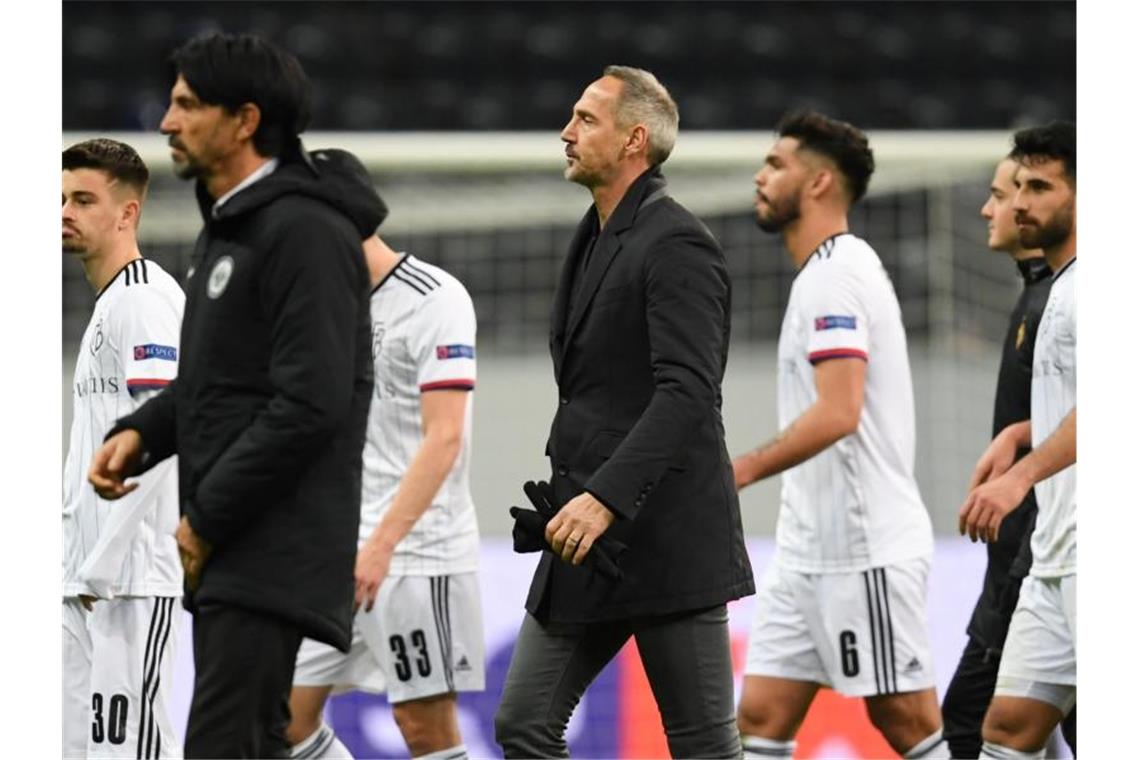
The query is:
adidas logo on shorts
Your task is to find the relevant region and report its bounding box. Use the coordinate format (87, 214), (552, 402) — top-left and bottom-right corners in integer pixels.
(904, 657), (922, 673)
(455, 655), (471, 672)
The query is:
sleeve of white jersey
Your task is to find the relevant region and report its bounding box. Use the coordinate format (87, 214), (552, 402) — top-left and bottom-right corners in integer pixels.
(410, 281), (477, 392)
(800, 264), (871, 364)
(113, 279), (185, 400)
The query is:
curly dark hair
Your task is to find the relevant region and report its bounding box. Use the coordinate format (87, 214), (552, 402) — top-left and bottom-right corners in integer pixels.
(170, 33), (312, 159)
(62, 138), (149, 196)
(1010, 121), (1076, 185)
(777, 110), (875, 204)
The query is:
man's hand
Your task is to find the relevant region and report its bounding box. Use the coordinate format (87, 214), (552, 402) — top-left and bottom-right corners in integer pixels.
(176, 516), (213, 592)
(88, 429), (144, 500)
(959, 470), (1032, 543)
(969, 421), (1029, 490)
(354, 538), (394, 613)
(545, 491), (616, 566)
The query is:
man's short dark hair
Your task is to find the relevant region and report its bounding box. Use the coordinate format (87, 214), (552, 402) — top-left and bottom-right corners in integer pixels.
(1010, 121), (1076, 186)
(62, 138), (150, 197)
(170, 32), (312, 158)
(777, 110), (875, 204)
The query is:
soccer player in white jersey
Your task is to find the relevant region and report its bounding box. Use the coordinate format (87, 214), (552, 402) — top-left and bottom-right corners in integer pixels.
(62, 139), (185, 759)
(959, 122), (1076, 759)
(286, 234), (483, 760)
(731, 112), (949, 759)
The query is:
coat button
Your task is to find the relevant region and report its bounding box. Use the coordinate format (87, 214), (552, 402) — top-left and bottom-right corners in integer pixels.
(557, 465), (568, 477)
(560, 397), (569, 405)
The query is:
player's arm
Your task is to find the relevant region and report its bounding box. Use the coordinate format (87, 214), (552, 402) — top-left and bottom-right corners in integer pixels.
(83, 282), (185, 596)
(91, 384), (180, 498)
(92, 280), (185, 496)
(960, 408), (1075, 542)
(355, 389), (468, 611)
(967, 418), (1032, 490)
(733, 356), (865, 488)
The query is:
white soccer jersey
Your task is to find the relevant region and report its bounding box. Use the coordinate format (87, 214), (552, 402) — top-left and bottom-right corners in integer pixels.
(63, 259), (184, 598)
(361, 254), (479, 575)
(1029, 258), (1076, 578)
(774, 233), (933, 573)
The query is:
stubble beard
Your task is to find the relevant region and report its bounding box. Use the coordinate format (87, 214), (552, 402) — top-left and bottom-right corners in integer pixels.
(755, 193), (801, 234)
(1018, 205), (1074, 251)
(172, 155), (203, 181)
(565, 159), (603, 189)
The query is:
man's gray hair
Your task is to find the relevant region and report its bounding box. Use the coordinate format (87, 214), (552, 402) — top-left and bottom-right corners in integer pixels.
(603, 65), (679, 166)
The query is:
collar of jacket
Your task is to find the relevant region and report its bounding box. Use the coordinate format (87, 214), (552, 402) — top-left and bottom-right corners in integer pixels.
(192, 141), (388, 238)
(595, 164), (667, 236)
(193, 139), (316, 223)
(1016, 255), (1052, 284)
(553, 166), (668, 370)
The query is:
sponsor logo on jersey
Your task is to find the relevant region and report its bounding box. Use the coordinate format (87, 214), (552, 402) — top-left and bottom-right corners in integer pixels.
(207, 256), (235, 299)
(134, 344), (178, 361)
(436, 344), (475, 360)
(75, 375), (120, 398)
(814, 315), (857, 331)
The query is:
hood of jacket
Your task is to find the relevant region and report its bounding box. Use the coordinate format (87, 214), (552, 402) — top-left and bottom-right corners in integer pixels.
(195, 142), (388, 238)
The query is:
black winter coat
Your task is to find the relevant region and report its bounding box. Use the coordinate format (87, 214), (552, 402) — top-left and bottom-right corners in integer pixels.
(114, 148), (385, 650)
(527, 167), (755, 623)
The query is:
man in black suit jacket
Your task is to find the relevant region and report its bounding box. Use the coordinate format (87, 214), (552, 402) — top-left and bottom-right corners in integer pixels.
(494, 65), (754, 759)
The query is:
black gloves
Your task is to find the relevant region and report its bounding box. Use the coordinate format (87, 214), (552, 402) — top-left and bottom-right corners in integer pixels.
(509, 480), (626, 581)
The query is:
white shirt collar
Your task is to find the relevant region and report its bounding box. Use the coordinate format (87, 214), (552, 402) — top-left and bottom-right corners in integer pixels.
(211, 158), (280, 218)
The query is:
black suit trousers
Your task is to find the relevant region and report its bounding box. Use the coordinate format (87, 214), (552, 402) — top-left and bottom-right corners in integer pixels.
(183, 604), (303, 759)
(494, 606), (741, 759)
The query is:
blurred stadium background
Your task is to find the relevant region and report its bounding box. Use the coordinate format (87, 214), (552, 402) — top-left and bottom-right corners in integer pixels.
(63, 2), (1075, 758)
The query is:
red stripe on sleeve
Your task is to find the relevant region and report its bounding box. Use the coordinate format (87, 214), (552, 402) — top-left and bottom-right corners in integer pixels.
(126, 378), (172, 387)
(420, 379), (476, 392)
(807, 348), (869, 364)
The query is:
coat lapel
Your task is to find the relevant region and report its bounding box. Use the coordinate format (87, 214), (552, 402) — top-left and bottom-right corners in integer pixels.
(550, 211), (597, 377)
(559, 168), (666, 369)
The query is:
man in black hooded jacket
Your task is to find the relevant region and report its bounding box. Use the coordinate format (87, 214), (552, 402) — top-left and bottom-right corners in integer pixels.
(88, 33), (386, 758)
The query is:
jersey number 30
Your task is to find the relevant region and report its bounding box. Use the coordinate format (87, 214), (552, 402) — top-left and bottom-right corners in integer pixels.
(91, 692), (129, 745)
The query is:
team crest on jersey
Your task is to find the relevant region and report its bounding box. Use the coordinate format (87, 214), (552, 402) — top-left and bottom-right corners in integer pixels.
(814, 315), (857, 331)
(89, 318), (104, 355)
(436, 344), (475, 360)
(207, 256), (235, 299)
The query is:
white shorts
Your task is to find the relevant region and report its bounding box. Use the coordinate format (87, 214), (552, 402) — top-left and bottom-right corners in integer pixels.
(995, 574), (1076, 713)
(294, 573), (485, 704)
(62, 596), (181, 759)
(744, 558), (936, 697)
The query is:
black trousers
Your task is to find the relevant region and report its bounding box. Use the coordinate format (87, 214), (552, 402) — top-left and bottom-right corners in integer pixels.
(495, 606), (741, 759)
(942, 636), (1076, 758)
(184, 604), (303, 759)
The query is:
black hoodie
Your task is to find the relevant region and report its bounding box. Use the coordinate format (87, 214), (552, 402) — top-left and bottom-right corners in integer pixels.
(113, 147), (387, 650)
